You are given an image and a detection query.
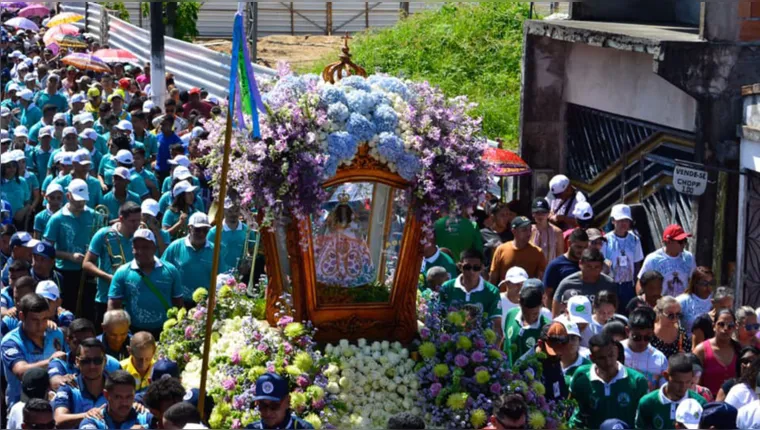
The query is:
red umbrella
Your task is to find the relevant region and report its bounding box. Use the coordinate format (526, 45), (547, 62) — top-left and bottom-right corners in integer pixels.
(93, 48), (139, 64)
(483, 147), (531, 177)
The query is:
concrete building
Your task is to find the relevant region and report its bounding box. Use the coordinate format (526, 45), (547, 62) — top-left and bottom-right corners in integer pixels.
(519, 2), (760, 300)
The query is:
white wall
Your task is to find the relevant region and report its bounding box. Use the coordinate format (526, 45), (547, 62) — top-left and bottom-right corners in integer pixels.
(564, 43), (697, 132)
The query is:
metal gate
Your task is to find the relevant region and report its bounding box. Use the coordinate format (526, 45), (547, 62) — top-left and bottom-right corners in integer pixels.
(742, 173), (760, 308)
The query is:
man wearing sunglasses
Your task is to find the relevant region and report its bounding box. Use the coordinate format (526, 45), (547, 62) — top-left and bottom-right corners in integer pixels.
(440, 248), (503, 343)
(637, 224), (696, 298)
(52, 338), (110, 428)
(246, 373), (314, 429)
(48, 319), (121, 391)
(635, 353), (707, 430)
(79, 370), (153, 429)
(22, 398), (56, 430)
(622, 307), (668, 391)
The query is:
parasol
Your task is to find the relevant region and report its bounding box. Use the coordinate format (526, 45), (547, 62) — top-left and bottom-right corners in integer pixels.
(93, 48), (139, 64)
(4, 16), (38, 32)
(483, 147), (531, 177)
(55, 34), (87, 49)
(43, 23), (78, 46)
(18, 3), (48, 17)
(0, 2), (27, 10)
(61, 53), (111, 73)
(47, 12), (83, 28)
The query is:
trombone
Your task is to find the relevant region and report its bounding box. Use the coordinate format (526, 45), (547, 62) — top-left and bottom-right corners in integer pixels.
(76, 205), (110, 316)
(239, 214), (261, 293)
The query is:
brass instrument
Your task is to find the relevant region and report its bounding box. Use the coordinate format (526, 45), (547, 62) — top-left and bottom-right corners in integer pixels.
(241, 219), (261, 292)
(76, 205), (110, 316)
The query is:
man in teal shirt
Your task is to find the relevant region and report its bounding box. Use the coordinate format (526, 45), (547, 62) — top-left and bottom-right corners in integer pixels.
(162, 212), (216, 305)
(206, 198), (255, 274)
(18, 89), (42, 129)
(84, 201), (141, 327)
(32, 126), (55, 183)
(108, 229), (183, 337)
(34, 74), (68, 115)
(101, 167), (141, 222)
(43, 178), (97, 315)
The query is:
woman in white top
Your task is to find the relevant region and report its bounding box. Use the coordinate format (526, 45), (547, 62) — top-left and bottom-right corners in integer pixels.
(676, 266), (714, 337)
(725, 356), (760, 409)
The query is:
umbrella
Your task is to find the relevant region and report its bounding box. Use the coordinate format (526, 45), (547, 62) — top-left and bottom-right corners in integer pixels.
(4, 16), (39, 32)
(61, 53), (111, 73)
(18, 4), (48, 17)
(47, 12), (84, 28)
(0, 2), (27, 10)
(55, 34), (87, 49)
(43, 23), (78, 46)
(93, 48), (139, 64)
(483, 147), (531, 177)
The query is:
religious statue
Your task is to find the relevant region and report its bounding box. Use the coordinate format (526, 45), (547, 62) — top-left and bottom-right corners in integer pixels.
(314, 191), (376, 288)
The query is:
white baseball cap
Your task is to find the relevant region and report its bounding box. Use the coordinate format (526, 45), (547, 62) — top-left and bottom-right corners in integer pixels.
(173, 181), (197, 197)
(78, 112), (95, 124)
(79, 128), (98, 141)
(18, 89), (34, 101)
(24, 74), (36, 83)
(189, 212), (211, 228)
(39, 126), (54, 138)
(610, 204), (632, 222)
(115, 150), (134, 165)
(70, 93), (86, 105)
(550, 175), (570, 195)
(557, 317), (581, 338)
(190, 126), (205, 140)
(205, 95), (219, 106)
(14, 126), (28, 137)
(503, 267), (529, 285)
(0, 106), (9, 117)
(675, 398), (702, 429)
(142, 100), (155, 113)
(10, 50), (22, 59)
(68, 178), (90, 202)
(116, 120), (133, 132)
(54, 152), (73, 166)
(53, 113), (67, 123)
(572, 201), (594, 222)
(113, 167), (131, 181)
(133, 228), (156, 245)
(36, 280), (60, 301)
(8, 149), (25, 163)
(63, 126), (78, 137)
(46, 183), (64, 195)
(72, 149), (91, 165)
(172, 166), (192, 181)
(0, 153), (11, 164)
(168, 155), (191, 168)
(141, 199), (160, 218)
(566, 295), (593, 325)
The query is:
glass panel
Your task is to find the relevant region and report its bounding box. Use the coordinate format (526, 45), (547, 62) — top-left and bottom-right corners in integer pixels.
(312, 181), (408, 305)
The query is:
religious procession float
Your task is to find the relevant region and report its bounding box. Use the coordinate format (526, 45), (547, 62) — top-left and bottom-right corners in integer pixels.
(161, 31), (569, 428)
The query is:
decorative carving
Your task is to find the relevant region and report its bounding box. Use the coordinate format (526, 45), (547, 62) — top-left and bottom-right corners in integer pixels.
(342, 144), (386, 172)
(322, 33), (368, 84)
(320, 314), (390, 337)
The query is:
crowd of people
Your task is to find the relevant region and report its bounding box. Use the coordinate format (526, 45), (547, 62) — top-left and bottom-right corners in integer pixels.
(0, 6), (268, 429)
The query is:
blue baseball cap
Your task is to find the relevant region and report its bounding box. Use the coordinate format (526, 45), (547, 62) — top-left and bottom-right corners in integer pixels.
(600, 419), (630, 430)
(32, 241), (56, 260)
(699, 402), (737, 430)
(253, 373), (288, 402)
(10, 232), (36, 250)
(523, 278), (545, 292)
(183, 387), (215, 414)
(151, 359), (179, 381)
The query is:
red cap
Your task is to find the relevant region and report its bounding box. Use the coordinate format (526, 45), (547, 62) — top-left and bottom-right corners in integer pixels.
(118, 78), (130, 89)
(663, 224), (691, 242)
(189, 87), (201, 95)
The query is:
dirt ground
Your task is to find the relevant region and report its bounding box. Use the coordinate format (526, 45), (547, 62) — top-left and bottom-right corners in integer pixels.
(197, 35), (345, 71)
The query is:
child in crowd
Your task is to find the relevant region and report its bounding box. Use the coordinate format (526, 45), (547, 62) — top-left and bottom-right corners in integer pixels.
(121, 331), (157, 393)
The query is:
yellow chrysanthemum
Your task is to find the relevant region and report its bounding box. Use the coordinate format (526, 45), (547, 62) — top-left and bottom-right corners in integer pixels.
(471, 409), (488, 428)
(419, 342), (437, 360)
(446, 392), (468, 410)
(528, 411), (546, 430)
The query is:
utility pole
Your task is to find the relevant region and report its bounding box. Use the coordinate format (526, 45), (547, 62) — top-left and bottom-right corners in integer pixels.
(150, 2), (167, 110)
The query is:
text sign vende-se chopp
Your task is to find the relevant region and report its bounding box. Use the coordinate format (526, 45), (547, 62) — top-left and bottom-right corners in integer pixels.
(672, 165), (708, 196)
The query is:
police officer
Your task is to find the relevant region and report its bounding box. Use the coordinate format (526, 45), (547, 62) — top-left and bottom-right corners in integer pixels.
(1, 230), (37, 285)
(161, 213), (215, 307)
(52, 338), (110, 428)
(78, 370), (153, 429)
(30, 241), (64, 288)
(246, 373), (314, 429)
(48, 319), (121, 390)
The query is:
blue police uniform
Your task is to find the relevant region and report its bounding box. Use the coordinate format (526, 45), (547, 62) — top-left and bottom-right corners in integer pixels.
(0, 285), (13, 309)
(246, 413), (315, 429)
(1, 325), (65, 406)
(246, 373), (315, 429)
(79, 407), (153, 429)
(52, 373), (108, 414)
(48, 351), (121, 379)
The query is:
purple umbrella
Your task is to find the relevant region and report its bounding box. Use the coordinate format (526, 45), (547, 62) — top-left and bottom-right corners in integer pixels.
(4, 16), (39, 32)
(18, 4), (49, 18)
(0, 2), (28, 10)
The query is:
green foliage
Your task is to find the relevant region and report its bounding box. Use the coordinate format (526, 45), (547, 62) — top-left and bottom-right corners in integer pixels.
(141, 2), (203, 42)
(307, 3), (530, 147)
(103, 1), (131, 22)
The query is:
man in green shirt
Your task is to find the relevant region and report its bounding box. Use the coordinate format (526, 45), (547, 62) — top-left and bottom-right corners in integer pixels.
(161, 212), (217, 305)
(503, 285), (551, 365)
(101, 167), (141, 222)
(421, 239), (457, 286)
(439, 249), (502, 340)
(434, 214), (483, 263)
(635, 353), (707, 430)
(569, 334), (649, 429)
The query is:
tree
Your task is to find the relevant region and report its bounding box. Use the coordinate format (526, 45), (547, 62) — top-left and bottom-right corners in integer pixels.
(141, 2), (202, 42)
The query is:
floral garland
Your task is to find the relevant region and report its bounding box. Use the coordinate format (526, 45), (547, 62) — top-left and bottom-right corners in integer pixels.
(200, 62), (490, 238)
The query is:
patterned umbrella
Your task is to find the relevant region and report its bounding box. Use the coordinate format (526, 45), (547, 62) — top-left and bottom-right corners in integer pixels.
(0, 2), (28, 10)
(47, 12), (83, 28)
(483, 147), (531, 177)
(61, 53), (111, 73)
(18, 3), (48, 17)
(43, 23), (78, 46)
(56, 34), (87, 49)
(4, 16), (39, 32)
(93, 48), (139, 64)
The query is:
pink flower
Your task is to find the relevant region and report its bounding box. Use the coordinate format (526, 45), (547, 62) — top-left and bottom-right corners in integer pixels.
(471, 351), (486, 363)
(226, 277), (237, 286)
(454, 354), (469, 368)
(184, 326), (194, 340)
(232, 419), (242, 429)
(277, 316), (294, 328)
(222, 379), (236, 391)
(192, 309), (204, 321)
(296, 375), (310, 388)
(312, 399), (325, 410)
(283, 342), (293, 354)
(257, 344), (269, 353)
(236, 282), (247, 293)
(231, 351), (241, 365)
(430, 383), (442, 397)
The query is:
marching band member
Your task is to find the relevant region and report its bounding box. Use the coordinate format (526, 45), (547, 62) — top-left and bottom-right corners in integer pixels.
(161, 213), (215, 308)
(101, 167), (141, 223)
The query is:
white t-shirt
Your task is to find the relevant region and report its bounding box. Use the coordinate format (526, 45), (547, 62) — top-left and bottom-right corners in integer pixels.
(622, 340), (668, 391)
(602, 231), (644, 284)
(725, 382), (759, 410)
(638, 249), (697, 297)
(499, 294), (552, 324)
(7, 400), (24, 429)
(737, 400), (760, 429)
